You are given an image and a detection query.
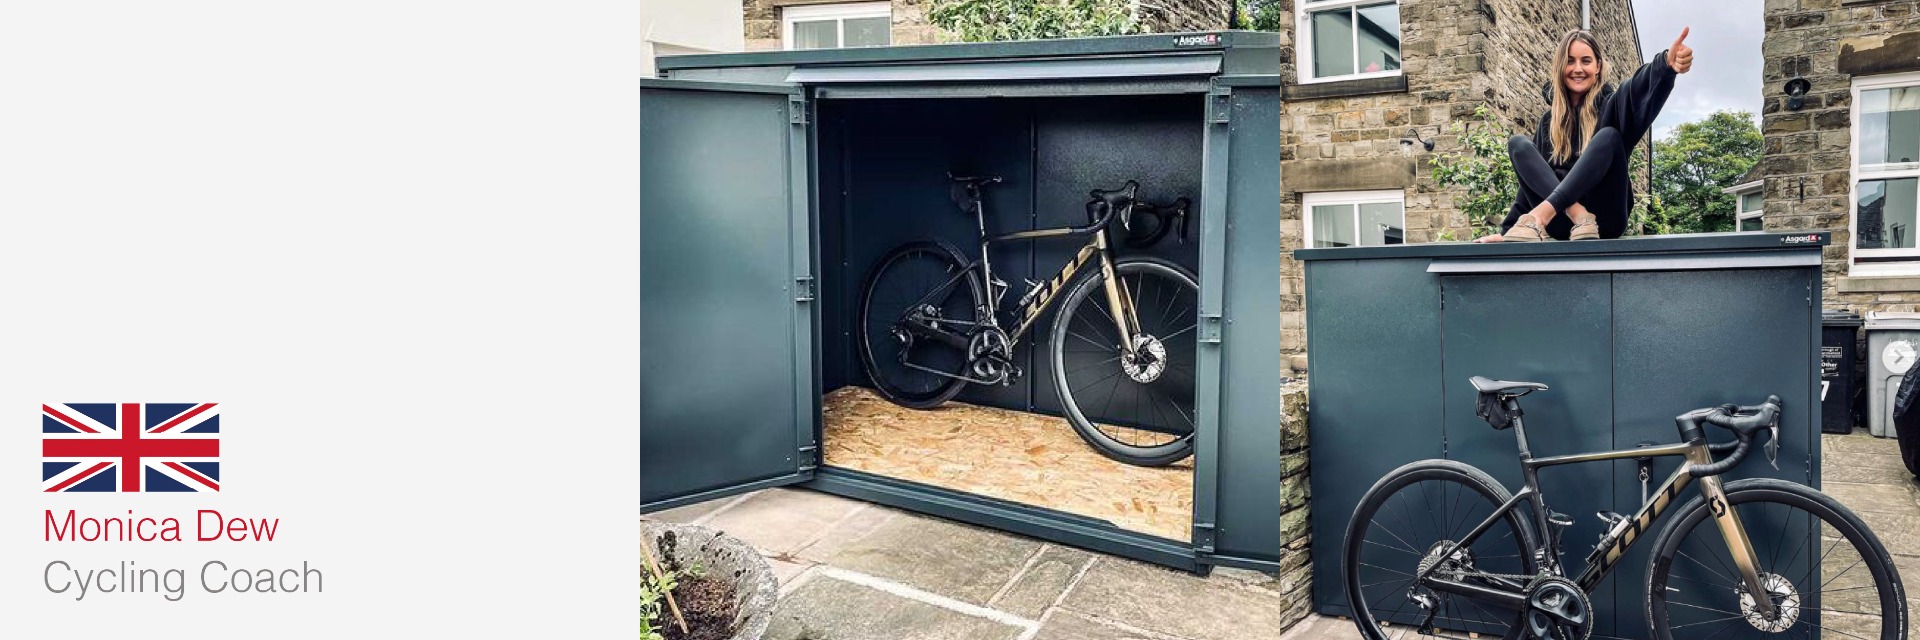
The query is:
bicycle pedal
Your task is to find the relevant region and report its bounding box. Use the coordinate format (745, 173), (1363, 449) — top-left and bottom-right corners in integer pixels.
(1546, 511), (1573, 528)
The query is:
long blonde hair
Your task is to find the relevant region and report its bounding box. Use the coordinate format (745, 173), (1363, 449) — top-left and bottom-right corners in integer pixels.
(1548, 30), (1606, 165)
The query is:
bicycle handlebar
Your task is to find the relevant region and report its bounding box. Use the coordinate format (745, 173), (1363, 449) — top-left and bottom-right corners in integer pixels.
(1684, 395), (1782, 478)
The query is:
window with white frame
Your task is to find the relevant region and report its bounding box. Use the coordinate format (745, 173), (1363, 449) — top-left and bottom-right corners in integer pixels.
(1850, 71), (1920, 275)
(1304, 190), (1406, 248)
(1297, 0), (1402, 84)
(784, 2), (890, 51)
(1725, 181), (1763, 232)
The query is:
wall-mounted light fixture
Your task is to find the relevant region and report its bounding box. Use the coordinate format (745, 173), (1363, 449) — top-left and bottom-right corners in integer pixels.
(1785, 78), (1812, 111)
(1399, 127), (1434, 155)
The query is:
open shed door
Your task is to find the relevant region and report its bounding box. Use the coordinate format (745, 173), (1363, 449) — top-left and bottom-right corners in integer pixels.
(641, 79), (816, 511)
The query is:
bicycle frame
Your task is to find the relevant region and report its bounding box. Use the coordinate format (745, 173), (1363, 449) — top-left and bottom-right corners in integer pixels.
(895, 189), (1140, 353)
(1412, 411), (1778, 619)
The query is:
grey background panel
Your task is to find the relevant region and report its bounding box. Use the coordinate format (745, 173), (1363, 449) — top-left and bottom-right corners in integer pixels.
(1606, 268), (1815, 638)
(1304, 258), (1447, 613)
(1440, 273), (1617, 635)
(1212, 86), (1282, 562)
(641, 86), (806, 505)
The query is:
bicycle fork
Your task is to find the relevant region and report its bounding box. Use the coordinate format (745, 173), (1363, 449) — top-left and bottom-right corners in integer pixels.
(1687, 447), (1778, 621)
(1093, 234), (1142, 355)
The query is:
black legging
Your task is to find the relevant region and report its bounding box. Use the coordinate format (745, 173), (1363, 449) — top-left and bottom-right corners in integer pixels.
(1503, 126), (1626, 238)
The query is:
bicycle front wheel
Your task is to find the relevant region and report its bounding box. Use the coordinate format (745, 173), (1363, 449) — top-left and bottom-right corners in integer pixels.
(1049, 257), (1197, 466)
(1344, 460), (1537, 640)
(1647, 478), (1907, 640)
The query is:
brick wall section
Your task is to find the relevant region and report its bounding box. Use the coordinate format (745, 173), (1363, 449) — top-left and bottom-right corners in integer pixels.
(1279, 0), (1640, 376)
(1760, 0), (1920, 309)
(1276, 380), (1312, 628)
(743, 0), (1229, 51)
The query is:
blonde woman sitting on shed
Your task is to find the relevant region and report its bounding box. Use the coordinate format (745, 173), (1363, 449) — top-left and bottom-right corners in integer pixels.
(1477, 27), (1694, 242)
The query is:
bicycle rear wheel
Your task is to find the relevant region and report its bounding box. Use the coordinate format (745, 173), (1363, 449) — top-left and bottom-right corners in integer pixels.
(1647, 478), (1907, 640)
(857, 240), (982, 409)
(1344, 460), (1537, 640)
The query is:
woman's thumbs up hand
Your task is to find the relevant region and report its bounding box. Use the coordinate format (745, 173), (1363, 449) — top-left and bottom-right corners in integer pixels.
(1670, 27), (1693, 74)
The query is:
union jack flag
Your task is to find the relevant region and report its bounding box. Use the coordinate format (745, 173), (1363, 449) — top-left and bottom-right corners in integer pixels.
(43, 403), (219, 492)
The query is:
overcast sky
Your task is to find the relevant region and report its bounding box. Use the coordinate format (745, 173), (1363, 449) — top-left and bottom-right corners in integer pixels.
(1628, 0), (1764, 138)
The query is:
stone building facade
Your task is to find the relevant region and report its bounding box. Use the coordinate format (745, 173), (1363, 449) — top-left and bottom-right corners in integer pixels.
(1278, 0), (1644, 376)
(1754, 0), (1920, 310)
(742, 0), (1233, 51)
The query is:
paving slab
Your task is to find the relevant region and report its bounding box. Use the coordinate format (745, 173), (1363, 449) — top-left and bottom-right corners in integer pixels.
(645, 497), (736, 524)
(1827, 432), (1902, 455)
(988, 545), (1096, 619)
(1057, 558), (1283, 640)
(703, 488), (869, 556)
(1823, 480), (1919, 514)
(1823, 453), (1916, 485)
(791, 504), (896, 564)
(823, 513), (1044, 606)
(1850, 509), (1920, 557)
(1277, 614), (1363, 639)
(1031, 610), (1179, 640)
(765, 574), (1027, 640)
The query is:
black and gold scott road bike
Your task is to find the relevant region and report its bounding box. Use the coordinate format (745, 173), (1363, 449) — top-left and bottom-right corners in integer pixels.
(1343, 377), (1907, 639)
(857, 174), (1198, 466)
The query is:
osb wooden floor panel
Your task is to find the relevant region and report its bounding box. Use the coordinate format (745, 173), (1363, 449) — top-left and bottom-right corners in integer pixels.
(821, 386), (1193, 542)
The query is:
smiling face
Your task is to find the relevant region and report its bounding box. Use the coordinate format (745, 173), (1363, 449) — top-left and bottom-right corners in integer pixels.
(1562, 39), (1600, 96)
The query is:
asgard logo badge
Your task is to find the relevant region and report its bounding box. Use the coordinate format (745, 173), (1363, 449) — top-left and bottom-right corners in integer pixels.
(42, 403), (220, 492)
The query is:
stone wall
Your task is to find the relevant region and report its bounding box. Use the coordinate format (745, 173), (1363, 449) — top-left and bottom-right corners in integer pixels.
(1278, 0), (1640, 377)
(1141, 0), (1233, 32)
(1276, 379), (1312, 629)
(1759, 0), (1920, 308)
(743, 0), (1229, 51)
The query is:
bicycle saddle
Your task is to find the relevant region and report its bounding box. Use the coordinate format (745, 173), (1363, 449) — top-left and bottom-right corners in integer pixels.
(1468, 376), (1549, 396)
(948, 174), (1002, 186)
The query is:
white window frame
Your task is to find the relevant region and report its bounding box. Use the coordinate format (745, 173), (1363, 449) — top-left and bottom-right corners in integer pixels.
(1848, 71), (1920, 276)
(782, 2), (891, 51)
(1296, 0), (1403, 85)
(1302, 190), (1407, 248)
(1724, 180), (1763, 232)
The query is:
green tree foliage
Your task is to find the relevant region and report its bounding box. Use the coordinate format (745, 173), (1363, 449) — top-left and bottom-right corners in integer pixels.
(1235, 0), (1285, 31)
(928, 0), (1142, 42)
(1428, 106), (1518, 240)
(1649, 110), (1761, 233)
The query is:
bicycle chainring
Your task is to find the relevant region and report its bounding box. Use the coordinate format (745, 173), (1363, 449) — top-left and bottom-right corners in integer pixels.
(1524, 576), (1592, 640)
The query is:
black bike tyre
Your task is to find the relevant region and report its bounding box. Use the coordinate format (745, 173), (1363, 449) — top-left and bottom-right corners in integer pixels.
(1645, 477), (1907, 640)
(1344, 459), (1538, 640)
(1049, 257), (1197, 466)
(856, 240), (984, 410)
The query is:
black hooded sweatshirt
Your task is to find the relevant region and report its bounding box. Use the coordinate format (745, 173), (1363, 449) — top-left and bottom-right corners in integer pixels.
(1501, 51), (1679, 238)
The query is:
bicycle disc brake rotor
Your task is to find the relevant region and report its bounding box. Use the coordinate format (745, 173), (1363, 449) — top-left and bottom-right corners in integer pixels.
(1737, 573), (1800, 633)
(1524, 577), (1592, 640)
(1121, 334), (1167, 383)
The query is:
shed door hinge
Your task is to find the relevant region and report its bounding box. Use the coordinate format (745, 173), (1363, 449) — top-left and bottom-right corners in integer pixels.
(789, 95), (810, 125)
(1207, 87), (1232, 124)
(1192, 522), (1217, 552)
(1198, 313), (1224, 343)
(795, 276), (816, 302)
(797, 444), (819, 471)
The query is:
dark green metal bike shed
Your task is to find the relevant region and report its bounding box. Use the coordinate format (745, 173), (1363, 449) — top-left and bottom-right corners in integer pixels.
(641, 32), (1284, 573)
(1295, 233), (1828, 637)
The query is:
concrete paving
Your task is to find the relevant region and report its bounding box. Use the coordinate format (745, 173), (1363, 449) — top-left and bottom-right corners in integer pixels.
(1281, 428), (1920, 639)
(644, 487), (1286, 640)
(646, 430), (1920, 639)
